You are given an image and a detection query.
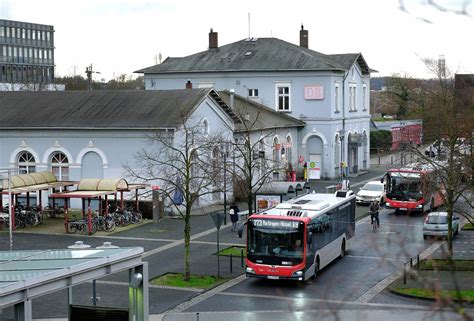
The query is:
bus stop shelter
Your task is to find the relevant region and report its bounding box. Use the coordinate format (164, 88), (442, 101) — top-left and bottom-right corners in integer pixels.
(0, 246), (148, 321)
(49, 178), (147, 234)
(254, 181), (309, 212)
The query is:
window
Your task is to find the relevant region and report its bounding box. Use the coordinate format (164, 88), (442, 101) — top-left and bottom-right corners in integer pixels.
(275, 83), (291, 111)
(334, 83), (340, 112)
(202, 119), (209, 135)
(197, 82), (214, 88)
(0, 27), (4, 37)
(17, 151), (36, 174)
(334, 135), (340, 171)
(51, 152), (69, 181)
(22, 28), (26, 39)
(46, 31), (50, 42)
(285, 135), (292, 165)
(362, 84), (367, 111)
(273, 136), (280, 163)
(248, 89), (259, 97)
(349, 84), (357, 111)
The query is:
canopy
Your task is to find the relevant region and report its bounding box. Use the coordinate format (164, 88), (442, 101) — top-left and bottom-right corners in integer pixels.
(77, 178), (128, 192)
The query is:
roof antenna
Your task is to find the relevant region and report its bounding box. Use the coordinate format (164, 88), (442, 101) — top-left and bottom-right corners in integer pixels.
(248, 12), (251, 39)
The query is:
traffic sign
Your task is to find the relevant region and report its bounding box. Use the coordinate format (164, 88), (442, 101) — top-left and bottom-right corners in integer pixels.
(211, 212), (226, 230)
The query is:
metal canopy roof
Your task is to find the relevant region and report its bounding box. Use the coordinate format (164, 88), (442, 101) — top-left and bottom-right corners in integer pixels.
(0, 247), (143, 307)
(0, 171), (76, 195)
(49, 190), (116, 199)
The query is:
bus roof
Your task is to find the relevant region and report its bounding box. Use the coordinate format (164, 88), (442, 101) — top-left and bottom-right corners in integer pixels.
(252, 192), (355, 220)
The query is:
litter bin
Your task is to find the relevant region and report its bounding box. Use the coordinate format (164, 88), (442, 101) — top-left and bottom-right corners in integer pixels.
(353, 165), (358, 173)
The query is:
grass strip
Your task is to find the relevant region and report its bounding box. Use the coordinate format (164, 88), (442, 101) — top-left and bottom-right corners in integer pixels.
(419, 259), (474, 271)
(462, 223), (474, 230)
(150, 273), (229, 289)
(394, 288), (474, 302)
(218, 246), (245, 257)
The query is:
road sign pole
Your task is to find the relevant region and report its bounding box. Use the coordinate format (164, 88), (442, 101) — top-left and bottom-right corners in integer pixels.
(217, 227), (220, 278)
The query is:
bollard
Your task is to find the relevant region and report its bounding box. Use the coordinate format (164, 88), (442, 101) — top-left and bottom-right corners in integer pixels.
(417, 255), (420, 270)
(196, 312), (199, 321)
(230, 254), (233, 273)
(241, 249), (244, 268)
(410, 257), (413, 268)
(403, 262), (407, 284)
(391, 156), (393, 164)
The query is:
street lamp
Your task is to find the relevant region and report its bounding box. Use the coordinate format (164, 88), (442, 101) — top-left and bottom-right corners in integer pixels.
(338, 130), (345, 183)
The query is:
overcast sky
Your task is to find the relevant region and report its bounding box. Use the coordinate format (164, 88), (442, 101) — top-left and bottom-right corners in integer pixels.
(2, 0), (473, 81)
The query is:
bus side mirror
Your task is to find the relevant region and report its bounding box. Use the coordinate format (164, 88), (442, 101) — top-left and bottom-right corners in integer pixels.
(237, 221), (247, 238)
(307, 231), (313, 244)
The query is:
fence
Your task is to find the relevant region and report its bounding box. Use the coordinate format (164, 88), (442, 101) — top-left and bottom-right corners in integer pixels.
(370, 148), (421, 167)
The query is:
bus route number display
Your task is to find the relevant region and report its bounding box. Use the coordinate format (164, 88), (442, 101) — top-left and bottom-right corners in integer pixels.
(252, 219), (300, 230)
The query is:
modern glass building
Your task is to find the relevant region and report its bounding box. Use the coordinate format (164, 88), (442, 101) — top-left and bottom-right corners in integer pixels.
(0, 19), (55, 86)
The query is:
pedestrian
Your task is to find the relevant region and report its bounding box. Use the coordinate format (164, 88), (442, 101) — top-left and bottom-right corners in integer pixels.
(229, 203), (240, 232)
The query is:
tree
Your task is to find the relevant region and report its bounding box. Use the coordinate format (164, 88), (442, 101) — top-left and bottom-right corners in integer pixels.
(407, 58), (473, 262)
(231, 103), (288, 215)
(125, 111), (226, 281)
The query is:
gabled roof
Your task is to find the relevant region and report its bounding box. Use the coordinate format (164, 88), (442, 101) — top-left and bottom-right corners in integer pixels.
(136, 38), (371, 75)
(0, 89), (235, 129)
(218, 91), (305, 132)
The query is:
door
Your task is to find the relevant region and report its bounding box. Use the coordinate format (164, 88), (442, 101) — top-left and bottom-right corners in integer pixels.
(308, 154), (322, 180)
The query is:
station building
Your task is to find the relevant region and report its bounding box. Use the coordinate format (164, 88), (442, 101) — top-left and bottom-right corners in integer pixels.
(136, 26), (374, 179)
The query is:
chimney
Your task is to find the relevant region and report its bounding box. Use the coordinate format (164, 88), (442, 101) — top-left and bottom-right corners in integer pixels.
(229, 89), (235, 108)
(300, 24), (308, 49)
(209, 28), (218, 49)
(186, 79), (192, 89)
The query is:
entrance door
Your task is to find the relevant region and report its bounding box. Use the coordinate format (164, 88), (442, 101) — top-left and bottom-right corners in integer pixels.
(308, 154), (322, 180)
(348, 146), (358, 173)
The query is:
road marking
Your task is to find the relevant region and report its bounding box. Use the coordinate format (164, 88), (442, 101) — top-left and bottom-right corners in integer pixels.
(143, 223), (231, 258)
(354, 240), (443, 304)
(165, 274), (247, 314)
(346, 255), (404, 262)
(94, 280), (202, 292)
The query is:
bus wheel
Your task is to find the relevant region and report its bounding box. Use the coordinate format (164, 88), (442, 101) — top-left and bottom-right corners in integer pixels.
(311, 257), (320, 280)
(340, 239), (346, 258)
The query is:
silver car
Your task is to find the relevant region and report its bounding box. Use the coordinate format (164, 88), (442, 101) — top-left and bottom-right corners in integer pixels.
(423, 212), (460, 239)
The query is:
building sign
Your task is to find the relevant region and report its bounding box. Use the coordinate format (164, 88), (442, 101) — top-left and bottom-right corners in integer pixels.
(256, 195), (281, 211)
(304, 85), (324, 100)
(251, 218), (300, 230)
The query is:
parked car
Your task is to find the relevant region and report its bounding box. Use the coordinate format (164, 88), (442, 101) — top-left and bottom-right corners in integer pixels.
(356, 181), (385, 204)
(423, 212), (460, 240)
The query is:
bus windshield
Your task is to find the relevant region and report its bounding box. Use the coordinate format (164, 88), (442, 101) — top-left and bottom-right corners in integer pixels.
(387, 173), (423, 201)
(247, 219), (305, 266)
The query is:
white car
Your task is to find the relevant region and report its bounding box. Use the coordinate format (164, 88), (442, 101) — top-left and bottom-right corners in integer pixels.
(356, 181), (385, 204)
(423, 212), (460, 240)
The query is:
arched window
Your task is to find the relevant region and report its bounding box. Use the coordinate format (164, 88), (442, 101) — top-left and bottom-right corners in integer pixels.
(190, 150), (198, 179)
(273, 137), (280, 163)
(285, 135), (293, 165)
(17, 151), (36, 174)
(203, 119), (209, 135)
(335, 134), (340, 171)
(50, 152), (69, 181)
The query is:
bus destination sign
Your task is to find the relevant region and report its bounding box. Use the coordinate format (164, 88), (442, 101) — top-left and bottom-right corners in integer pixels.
(252, 219), (300, 230)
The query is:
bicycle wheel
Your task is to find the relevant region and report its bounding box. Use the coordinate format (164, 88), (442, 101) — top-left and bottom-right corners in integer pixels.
(372, 221), (377, 233)
(68, 223), (79, 234)
(105, 219), (116, 232)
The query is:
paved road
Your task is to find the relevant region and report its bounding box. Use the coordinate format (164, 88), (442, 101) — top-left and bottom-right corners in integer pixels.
(0, 167), (472, 321)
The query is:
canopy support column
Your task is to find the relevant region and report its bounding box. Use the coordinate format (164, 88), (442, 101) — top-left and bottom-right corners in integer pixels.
(135, 189), (139, 212)
(14, 299), (32, 321)
(105, 195), (109, 214)
(87, 198), (92, 235)
(26, 192), (30, 209)
(120, 191), (124, 211)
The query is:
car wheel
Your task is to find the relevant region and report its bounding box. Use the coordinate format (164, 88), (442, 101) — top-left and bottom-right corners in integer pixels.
(311, 257), (320, 280)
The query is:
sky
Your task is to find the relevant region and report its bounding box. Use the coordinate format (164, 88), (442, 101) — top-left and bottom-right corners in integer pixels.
(1, 0), (473, 81)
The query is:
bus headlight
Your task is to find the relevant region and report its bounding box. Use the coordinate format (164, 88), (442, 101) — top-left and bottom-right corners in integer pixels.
(246, 267), (255, 274)
(292, 270), (303, 277)
(417, 204), (423, 208)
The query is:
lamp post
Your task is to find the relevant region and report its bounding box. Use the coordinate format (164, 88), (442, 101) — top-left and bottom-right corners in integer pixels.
(339, 130), (345, 183)
(221, 142), (230, 225)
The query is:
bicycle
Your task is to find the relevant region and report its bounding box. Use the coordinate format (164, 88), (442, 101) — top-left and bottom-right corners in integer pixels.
(370, 211), (379, 233)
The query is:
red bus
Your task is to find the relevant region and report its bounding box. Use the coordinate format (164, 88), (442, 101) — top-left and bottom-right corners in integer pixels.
(382, 164), (444, 213)
(239, 191), (355, 281)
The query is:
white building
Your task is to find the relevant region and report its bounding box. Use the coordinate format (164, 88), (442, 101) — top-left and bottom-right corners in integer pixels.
(136, 26), (374, 179)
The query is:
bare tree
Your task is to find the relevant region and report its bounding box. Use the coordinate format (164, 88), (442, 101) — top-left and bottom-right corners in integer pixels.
(406, 58), (473, 261)
(125, 111), (226, 281)
(232, 104), (288, 214)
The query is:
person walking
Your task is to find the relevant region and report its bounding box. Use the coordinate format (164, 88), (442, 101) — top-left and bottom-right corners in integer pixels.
(229, 203), (240, 232)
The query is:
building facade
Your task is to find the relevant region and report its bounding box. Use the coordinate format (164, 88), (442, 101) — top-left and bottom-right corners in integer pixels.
(0, 89), (235, 208)
(136, 27), (373, 179)
(0, 19), (56, 90)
